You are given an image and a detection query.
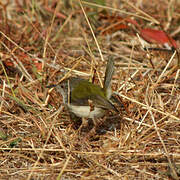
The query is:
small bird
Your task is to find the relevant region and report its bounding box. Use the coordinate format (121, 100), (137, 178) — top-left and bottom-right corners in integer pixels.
(47, 56), (118, 131)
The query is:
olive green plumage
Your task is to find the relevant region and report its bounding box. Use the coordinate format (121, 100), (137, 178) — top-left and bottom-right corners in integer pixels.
(47, 56), (117, 119)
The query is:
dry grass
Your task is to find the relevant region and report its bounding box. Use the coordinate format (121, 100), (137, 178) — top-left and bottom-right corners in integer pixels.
(0, 0), (180, 179)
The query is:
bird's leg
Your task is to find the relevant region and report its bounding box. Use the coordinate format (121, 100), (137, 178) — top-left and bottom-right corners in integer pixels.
(83, 118), (100, 140)
(84, 115), (109, 139)
(78, 117), (89, 134)
(69, 112), (82, 130)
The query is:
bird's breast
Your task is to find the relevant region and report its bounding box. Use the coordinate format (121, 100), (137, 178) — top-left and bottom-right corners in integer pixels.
(67, 104), (105, 118)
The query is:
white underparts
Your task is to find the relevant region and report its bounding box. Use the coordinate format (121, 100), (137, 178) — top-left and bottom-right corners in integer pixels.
(68, 104), (105, 118)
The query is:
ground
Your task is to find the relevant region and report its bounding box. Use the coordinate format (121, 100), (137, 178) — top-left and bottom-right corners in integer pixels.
(0, 0), (180, 179)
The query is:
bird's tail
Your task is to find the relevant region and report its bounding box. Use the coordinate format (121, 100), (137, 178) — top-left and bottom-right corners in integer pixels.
(103, 56), (115, 99)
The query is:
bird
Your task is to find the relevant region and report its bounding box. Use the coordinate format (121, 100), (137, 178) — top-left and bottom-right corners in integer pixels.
(47, 56), (118, 132)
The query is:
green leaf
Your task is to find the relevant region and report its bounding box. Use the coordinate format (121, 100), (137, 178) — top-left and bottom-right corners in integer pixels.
(9, 138), (22, 148)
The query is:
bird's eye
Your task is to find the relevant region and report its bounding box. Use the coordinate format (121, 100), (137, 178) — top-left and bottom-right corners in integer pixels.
(60, 84), (66, 89)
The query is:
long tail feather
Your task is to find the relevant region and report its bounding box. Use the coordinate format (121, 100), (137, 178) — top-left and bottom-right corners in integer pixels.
(103, 56), (114, 99)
